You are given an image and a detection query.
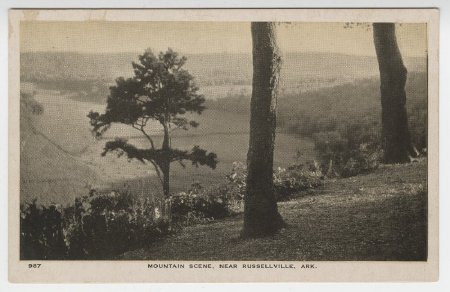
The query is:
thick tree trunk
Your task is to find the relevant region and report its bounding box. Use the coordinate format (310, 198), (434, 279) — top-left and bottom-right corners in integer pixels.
(161, 124), (171, 197)
(161, 162), (170, 198)
(373, 23), (412, 163)
(242, 22), (284, 238)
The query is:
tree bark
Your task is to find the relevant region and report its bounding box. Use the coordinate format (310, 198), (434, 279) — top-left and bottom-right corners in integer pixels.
(373, 23), (413, 163)
(161, 162), (170, 198)
(242, 22), (284, 238)
(161, 124), (171, 197)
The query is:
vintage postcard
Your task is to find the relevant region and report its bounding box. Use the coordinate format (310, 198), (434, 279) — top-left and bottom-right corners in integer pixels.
(8, 9), (439, 282)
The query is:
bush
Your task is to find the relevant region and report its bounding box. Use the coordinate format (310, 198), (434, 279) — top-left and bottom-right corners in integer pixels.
(20, 200), (66, 260)
(313, 117), (382, 177)
(171, 182), (243, 225)
(21, 161), (323, 260)
(21, 190), (172, 260)
(273, 164), (323, 201)
(21, 183), (243, 260)
(227, 161), (323, 201)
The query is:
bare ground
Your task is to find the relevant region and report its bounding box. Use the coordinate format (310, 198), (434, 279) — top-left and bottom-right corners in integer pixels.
(120, 160), (427, 261)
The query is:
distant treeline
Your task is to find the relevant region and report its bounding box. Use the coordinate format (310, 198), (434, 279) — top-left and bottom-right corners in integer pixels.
(23, 78), (111, 104)
(21, 51), (426, 89)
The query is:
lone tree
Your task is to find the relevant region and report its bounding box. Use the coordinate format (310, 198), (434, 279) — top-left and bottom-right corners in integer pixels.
(88, 48), (218, 197)
(242, 22), (285, 238)
(373, 23), (414, 163)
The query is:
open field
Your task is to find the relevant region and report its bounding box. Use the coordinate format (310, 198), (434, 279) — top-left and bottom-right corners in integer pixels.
(121, 159), (427, 261)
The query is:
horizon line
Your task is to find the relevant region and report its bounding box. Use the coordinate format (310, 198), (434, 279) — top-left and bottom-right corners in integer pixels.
(19, 50), (427, 59)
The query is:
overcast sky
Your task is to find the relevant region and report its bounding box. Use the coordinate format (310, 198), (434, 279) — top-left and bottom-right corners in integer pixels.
(20, 22), (427, 57)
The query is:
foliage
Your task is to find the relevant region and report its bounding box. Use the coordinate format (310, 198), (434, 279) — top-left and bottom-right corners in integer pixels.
(21, 190), (172, 260)
(20, 200), (66, 260)
(227, 161), (323, 201)
(20, 181), (243, 259)
(304, 73), (426, 176)
(209, 73), (427, 177)
(88, 48), (218, 196)
(88, 48), (206, 136)
(171, 182), (242, 225)
(273, 164), (323, 200)
(20, 156), (324, 260)
(208, 73), (427, 153)
(206, 93), (250, 115)
(226, 162), (248, 199)
(100, 139), (218, 170)
(312, 116), (382, 177)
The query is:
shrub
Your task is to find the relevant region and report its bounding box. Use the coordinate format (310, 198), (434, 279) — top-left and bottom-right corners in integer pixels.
(227, 161), (323, 201)
(21, 191), (172, 260)
(20, 160), (323, 260)
(313, 117), (382, 177)
(20, 200), (66, 260)
(20, 183), (243, 259)
(171, 182), (242, 225)
(226, 162), (247, 199)
(64, 191), (172, 259)
(273, 164), (323, 201)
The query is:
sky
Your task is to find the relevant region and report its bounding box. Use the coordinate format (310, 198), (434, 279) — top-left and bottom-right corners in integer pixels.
(20, 21), (427, 57)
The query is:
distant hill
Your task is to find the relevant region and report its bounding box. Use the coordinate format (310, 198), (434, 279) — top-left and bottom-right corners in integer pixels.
(21, 51), (426, 90)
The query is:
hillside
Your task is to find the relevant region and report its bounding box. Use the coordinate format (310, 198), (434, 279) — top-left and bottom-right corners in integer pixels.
(20, 93), (102, 205)
(19, 52), (427, 205)
(20, 86), (315, 204)
(121, 159), (427, 261)
(208, 72), (428, 149)
(19, 70), (427, 205)
(21, 51), (427, 102)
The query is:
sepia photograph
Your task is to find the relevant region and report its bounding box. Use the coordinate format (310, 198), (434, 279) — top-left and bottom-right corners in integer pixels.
(8, 8), (439, 282)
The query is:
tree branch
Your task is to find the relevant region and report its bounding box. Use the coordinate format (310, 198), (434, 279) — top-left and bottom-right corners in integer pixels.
(148, 160), (163, 185)
(168, 146), (218, 169)
(131, 121), (155, 150)
(140, 125), (155, 150)
(102, 138), (164, 184)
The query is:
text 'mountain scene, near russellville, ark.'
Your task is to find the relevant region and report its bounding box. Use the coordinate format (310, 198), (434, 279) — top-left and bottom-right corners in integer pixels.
(20, 21), (428, 261)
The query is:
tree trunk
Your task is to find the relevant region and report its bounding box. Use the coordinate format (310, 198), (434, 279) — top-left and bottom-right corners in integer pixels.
(373, 23), (412, 163)
(242, 22), (284, 238)
(161, 124), (171, 197)
(161, 161), (170, 198)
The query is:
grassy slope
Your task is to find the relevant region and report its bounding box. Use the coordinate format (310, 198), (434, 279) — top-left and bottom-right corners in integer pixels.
(121, 160), (427, 261)
(20, 96), (102, 205)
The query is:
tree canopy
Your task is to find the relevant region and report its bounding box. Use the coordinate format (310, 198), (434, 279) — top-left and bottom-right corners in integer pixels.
(88, 48), (217, 196)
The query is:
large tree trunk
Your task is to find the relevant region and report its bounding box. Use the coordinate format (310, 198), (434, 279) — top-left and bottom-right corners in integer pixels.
(161, 162), (170, 198)
(161, 124), (171, 197)
(242, 22), (284, 238)
(373, 23), (413, 163)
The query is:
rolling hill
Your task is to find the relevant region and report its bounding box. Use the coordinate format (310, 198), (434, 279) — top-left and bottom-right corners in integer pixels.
(19, 51), (427, 205)
(21, 51), (427, 102)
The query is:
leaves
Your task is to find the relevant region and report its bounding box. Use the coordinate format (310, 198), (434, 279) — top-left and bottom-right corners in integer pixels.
(88, 48), (206, 138)
(101, 138), (218, 170)
(87, 48), (218, 194)
(21, 191), (173, 260)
